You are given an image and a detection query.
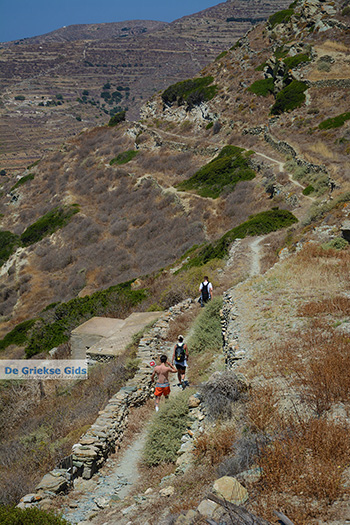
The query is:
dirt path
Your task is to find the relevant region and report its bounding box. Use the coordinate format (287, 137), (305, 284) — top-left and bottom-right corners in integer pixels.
(59, 364), (183, 524)
(142, 128), (315, 199)
(61, 428), (149, 524)
(250, 236), (263, 277)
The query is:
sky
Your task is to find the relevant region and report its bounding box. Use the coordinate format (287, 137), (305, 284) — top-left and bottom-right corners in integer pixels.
(0, 0), (221, 43)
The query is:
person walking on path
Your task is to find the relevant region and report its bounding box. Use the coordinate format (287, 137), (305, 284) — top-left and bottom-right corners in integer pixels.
(172, 335), (189, 389)
(199, 276), (213, 307)
(151, 355), (177, 411)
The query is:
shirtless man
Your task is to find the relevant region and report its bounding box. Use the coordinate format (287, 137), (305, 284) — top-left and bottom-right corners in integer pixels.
(151, 355), (177, 411)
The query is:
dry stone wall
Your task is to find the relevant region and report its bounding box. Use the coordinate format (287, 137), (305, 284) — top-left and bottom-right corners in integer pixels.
(221, 290), (247, 368)
(243, 126), (328, 175)
(18, 299), (193, 509)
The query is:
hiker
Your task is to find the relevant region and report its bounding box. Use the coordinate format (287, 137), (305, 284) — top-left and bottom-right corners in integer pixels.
(199, 276), (213, 307)
(151, 355), (177, 411)
(172, 335), (189, 388)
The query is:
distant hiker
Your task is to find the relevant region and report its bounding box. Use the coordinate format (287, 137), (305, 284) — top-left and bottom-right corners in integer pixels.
(199, 276), (213, 307)
(151, 355), (177, 411)
(172, 335), (189, 388)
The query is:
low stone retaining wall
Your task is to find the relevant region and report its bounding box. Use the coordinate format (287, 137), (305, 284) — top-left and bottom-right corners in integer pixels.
(264, 132), (327, 174)
(304, 78), (350, 89)
(221, 291), (247, 369)
(18, 299), (193, 509)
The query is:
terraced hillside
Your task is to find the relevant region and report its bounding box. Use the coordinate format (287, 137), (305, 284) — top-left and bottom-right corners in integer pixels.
(0, 0), (291, 171)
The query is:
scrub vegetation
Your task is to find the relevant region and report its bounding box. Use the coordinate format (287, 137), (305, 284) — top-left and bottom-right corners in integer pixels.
(176, 145), (255, 198)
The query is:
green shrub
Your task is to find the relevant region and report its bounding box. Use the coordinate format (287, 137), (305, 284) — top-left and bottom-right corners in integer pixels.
(206, 122), (214, 130)
(342, 6), (350, 16)
(0, 319), (36, 351)
(283, 53), (311, 70)
(255, 62), (268, 71)
(187, 297), (223, 354)
(303, 191), (350, 226)
(176, 145), (255, 198)
(184, 208), (298, 268)
(0, 506), (69, 524)
(109, 150), (137, 165)
(268, 8), (294, 28)
(10, 174), (34, 192)
(247, 78), (274, 97)
(27, 160), (40, 169)
(322, 237), (349, 250)
(270, 80), (308, 115)
(108, 110), (126, 127)
(20, 205), (79, 246)
(0, 231), (19, 266)
(285, 160), (329, 196)
(143, 392), (190, 466)
(25, 281), (147, 356)
(162, 76), (218, 110)
(274, 46), (289, 60)
(14, 95), (25, 101)
(216, 51), (228, 61)
(303, 185), (314, 196)
(319, 112), (350, 130)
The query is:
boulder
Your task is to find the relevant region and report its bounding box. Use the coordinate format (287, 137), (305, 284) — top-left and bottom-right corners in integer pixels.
(159, 486), (175, 497)
(188, 395), (201, 408)
(213, 476), (248, 505)
(36, 472), (69, 494)
(197, 499), (219, 518)
(341, 220), (350, 242)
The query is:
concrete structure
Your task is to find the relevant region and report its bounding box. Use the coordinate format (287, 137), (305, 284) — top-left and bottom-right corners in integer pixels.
(71, 312), (162, 360)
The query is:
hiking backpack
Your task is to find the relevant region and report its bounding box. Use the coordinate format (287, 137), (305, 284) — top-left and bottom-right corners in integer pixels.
(175, 342), (186, 362)
(201, 282), (209, 301)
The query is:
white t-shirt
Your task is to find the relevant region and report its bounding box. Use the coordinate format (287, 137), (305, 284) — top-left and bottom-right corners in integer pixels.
(200, 281), (213, 297)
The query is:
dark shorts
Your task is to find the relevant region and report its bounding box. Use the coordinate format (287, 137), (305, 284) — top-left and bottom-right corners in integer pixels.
(175, 363), (186, 372)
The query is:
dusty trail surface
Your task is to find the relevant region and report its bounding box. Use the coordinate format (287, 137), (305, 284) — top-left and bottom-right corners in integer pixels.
(60, 364), (183, 524)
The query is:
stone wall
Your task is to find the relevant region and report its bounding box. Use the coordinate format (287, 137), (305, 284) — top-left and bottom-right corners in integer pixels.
(18, 299), (194, 509)
(221, 291), (247, 368)
(243, 126), (328, 175)
(304, 78), (350, 89)
(263, 131), (328, 174)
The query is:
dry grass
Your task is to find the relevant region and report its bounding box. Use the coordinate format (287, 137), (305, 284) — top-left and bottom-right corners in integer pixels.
(0, 352), (136, 505)
(298, 295), (350, 316)
(165, 310), (197, 343)
(193, 425), (236, 466)
(132, 462), (175, 495)
(275, 324), (350, 415)
(223, 239), (350, 524)
(308, 140), (336, 159)
(252, 417), (350, 524)
(246, 384), (281, 433)
(170, 464), (217, 513)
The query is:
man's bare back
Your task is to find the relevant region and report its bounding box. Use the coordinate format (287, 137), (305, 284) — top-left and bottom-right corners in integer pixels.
(153, 362), (173, 384)
(151, 355), (177, 411)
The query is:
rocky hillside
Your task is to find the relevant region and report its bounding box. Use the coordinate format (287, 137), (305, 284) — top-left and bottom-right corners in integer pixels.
(0, 0), (349, 347)
(1, 1), (350, 522)
(0, 0), (291, 171)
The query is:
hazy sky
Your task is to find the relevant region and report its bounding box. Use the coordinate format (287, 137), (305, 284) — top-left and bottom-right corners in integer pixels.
(0, 0), (221, 43)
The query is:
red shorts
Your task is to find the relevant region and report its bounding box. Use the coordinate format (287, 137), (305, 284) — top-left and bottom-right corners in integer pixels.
(154, 384), (170, 397)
